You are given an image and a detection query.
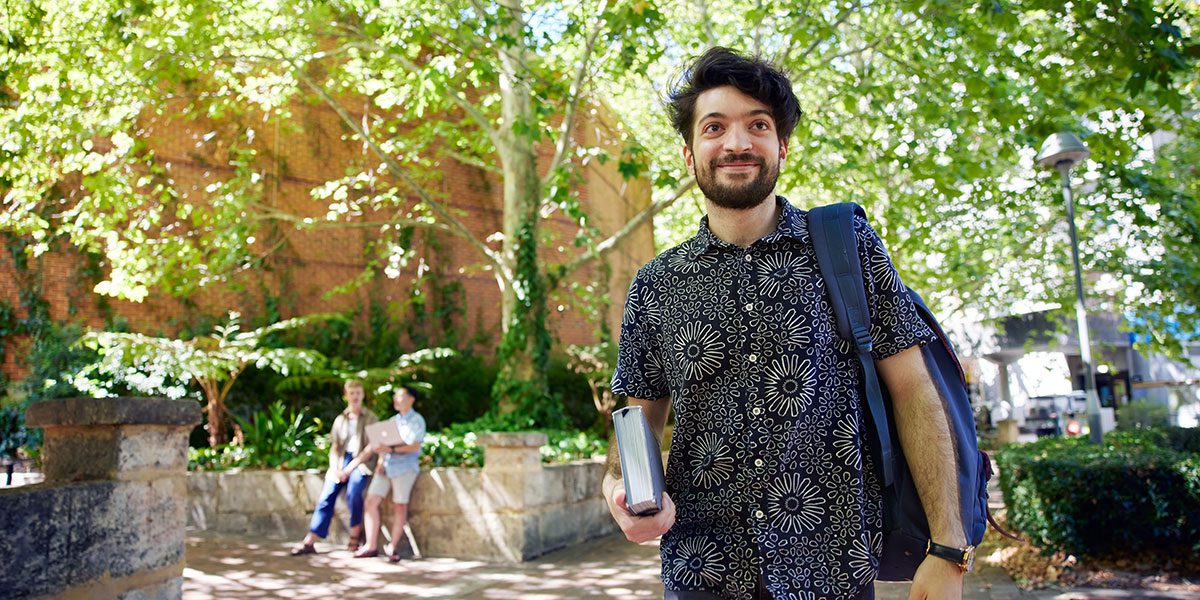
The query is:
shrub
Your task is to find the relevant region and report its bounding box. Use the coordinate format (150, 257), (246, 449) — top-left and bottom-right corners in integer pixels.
(0, 406), (28, 461)
(189, 400), (328, 471)
(418, 353), (496, 430)
(1117, 399), (1172, 430)
(996, 429), (1200, 559)
(419, 420), (609, 469)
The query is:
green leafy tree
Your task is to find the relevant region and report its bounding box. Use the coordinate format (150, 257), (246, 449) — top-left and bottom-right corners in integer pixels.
(78, 312), (337, 446)
(3, 0), (1198, 416)
(629, 0), (1199, 358)
(1, 0), (684, 424)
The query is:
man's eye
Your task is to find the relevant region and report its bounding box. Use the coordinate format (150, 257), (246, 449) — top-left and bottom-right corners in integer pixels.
(752, 121), (771, 130)
(703, 123), (722, 133)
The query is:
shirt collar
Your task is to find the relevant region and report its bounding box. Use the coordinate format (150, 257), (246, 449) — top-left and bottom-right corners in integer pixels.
(683, 196), (809, 260)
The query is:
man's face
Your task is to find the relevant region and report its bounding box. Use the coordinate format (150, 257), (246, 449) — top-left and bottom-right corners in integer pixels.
(344, 385), (364, 410)
(393, 388), (414, 413)
(684, 85), (786, 210)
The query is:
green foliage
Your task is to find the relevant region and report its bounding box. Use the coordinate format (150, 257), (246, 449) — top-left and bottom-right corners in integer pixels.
(420, 422), (608, 469)
(189, 400), (327, 471)
(78, 312), (338, 446)
(232, 400), (327, 470)
(417, 353), (496, 431)
(492, 218), (558, 425)
(22, 320), (100, 402)
(421, 425), (485, 469)
(546, 356), (603, 432)
(996, 428), (1200, 559)
(539, 429), (609, 464)
(637, 1), (1200, 359)
(0, 406), (28, 460)
(1117, 399), (1173, 430)
(3, 0), (1198, 412)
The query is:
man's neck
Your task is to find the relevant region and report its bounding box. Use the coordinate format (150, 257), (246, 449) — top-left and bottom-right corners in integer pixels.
(706, 194), (780, 248)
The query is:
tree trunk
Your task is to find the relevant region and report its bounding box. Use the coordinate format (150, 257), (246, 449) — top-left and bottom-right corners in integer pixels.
(491, 0), (552, 419)
(205, 394), (226, 447)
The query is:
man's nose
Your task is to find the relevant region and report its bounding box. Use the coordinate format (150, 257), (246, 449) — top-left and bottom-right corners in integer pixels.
(723, 127), (752, 152)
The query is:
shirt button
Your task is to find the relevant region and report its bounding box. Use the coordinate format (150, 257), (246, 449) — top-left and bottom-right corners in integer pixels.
(752, 407), (762, 416)
(744, 303), (754, 311)
(744, 254), (753, 262)
(755, 510), (765, 519)
(748, 354), (758, 363)
(755, 459), (764, 467)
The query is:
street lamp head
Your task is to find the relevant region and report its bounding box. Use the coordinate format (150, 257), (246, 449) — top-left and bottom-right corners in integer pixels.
(1036, 132), (1090, 170)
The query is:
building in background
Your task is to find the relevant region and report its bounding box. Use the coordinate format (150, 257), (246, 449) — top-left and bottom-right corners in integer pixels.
(962, 309), (1200, 430)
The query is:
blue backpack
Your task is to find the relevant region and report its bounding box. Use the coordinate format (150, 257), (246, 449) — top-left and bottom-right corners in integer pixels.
(807, 202), (993, 581)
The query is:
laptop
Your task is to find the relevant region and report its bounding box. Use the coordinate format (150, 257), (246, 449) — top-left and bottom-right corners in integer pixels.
(365, 420), (403, 449)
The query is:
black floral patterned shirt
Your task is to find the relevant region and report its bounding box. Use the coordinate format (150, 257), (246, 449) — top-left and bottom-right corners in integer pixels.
(611, 197), (936, 600)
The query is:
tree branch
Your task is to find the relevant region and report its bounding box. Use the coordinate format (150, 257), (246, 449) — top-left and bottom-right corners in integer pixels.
(555, 176), (696, 278)
(782, 1), (862, 66)
(249, 203), (457, 234)
(443, 148), (503, 175)
(541, 11), (606, 189)
(696, 0), (719, 47)
(291, 68), (508, 280)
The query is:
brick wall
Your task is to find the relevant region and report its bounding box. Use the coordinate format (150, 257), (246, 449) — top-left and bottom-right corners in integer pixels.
(1, 96), (654, 382)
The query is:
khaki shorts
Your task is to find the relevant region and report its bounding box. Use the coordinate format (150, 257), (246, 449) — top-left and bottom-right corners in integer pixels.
(367, 469), (419, 503)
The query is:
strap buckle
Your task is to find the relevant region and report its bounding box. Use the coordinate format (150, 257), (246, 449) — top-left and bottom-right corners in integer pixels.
(851, 325), (873, 354)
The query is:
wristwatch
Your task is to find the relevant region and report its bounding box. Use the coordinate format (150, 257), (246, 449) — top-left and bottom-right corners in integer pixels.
(925, 540), (975, 573)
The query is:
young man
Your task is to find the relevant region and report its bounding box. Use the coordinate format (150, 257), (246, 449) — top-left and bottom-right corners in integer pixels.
(291, 379), (378, 555)
(346, 384), (426, 562)
(603, 47), (969, 600)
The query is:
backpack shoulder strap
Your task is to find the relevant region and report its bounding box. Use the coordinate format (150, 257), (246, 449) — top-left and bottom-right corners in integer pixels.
(806, 202), (896, 488)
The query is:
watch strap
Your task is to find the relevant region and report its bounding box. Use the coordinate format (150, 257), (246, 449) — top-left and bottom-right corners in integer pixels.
(926, 540), (973, 571)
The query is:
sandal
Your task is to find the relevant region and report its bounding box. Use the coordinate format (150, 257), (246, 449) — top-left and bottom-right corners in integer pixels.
(352, 547), (379, 559)
(387, 543), (402, 563)
(347, 534), (361, 552)
(290, 543), (317, 556)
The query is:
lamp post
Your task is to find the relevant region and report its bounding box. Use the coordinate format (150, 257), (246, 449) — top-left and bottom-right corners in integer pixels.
(1036, 132), (1103, 444)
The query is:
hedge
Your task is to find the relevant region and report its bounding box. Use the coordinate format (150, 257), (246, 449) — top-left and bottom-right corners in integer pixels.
(995, 427), (1200, 558)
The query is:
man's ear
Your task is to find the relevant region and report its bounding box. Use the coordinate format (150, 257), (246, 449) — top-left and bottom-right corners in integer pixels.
(779, 138), (788, 162)
(683, 144), (694, 173)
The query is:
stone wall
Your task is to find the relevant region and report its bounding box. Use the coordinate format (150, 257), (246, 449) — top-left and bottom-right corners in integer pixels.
(187, 432), (618, 563)
(0, 397), (200, 600)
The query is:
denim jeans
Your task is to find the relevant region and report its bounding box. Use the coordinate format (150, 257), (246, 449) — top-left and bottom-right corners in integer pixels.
(308, 452), (370, 538)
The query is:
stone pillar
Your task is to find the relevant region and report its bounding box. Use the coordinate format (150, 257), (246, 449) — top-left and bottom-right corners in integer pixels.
(473, 432), (548, 562)
(0, 397), (200, 600)
(478, 431), (548, 472)
(995, 362), (1021, 444)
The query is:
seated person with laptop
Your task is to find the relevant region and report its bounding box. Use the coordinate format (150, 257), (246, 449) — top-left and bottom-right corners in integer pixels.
(342, 384), (426, 562)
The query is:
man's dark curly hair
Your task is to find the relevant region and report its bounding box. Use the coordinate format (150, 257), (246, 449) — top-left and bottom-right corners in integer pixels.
(667, 47), (802, 149)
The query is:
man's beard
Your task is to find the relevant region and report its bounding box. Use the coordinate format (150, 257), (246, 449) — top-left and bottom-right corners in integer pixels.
(696, 152), (779, 210)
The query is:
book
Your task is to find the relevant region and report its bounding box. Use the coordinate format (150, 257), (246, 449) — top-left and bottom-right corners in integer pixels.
(612, 405), (666, 515)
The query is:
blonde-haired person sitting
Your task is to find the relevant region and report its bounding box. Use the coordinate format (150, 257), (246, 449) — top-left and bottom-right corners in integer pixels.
(290, 379), (379, 555)
(343, 385), (426, 562)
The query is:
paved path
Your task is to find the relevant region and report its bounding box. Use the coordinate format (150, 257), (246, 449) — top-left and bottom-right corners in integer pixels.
(186, 531), (1192, 599)
(183, 464), (1193, 599)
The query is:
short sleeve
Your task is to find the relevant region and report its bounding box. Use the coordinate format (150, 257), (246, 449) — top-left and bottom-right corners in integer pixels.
(853, 216), (937, 360)
(610, 269), (670, 400)
(400, 412), (424, 446)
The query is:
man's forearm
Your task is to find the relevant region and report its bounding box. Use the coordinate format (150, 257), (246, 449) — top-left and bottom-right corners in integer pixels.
(893, 375), (965, 546)
(605, 430), (623, 480)
(881, 347), (965, 547)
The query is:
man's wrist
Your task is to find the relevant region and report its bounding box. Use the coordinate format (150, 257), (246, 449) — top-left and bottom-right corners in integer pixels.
(926, 540), (975, 573)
